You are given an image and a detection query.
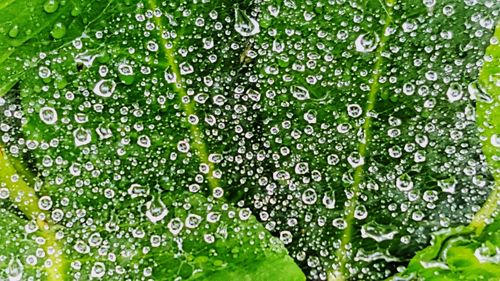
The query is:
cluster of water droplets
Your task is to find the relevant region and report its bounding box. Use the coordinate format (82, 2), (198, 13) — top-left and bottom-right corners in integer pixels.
(0, 0), (498, 280)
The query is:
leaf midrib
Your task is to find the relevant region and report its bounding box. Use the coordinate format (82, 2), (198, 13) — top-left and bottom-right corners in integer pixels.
(331, 1), (396, 280)
(0, 147), (66, 280)
(145, 0), (219, 191)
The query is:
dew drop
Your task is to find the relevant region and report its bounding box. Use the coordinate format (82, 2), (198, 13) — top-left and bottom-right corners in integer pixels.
(234, 8), (260, 37)
(446, 82), (463, 102)
(322, 192), (335, 209)
(291, 85), (310, 100)
(93, 80), (116, 97)
(347, 152), (364, 168)
(43, 0), (59, 13)
(6, 256), (23, 281)
(38, 196), (53, 210)
(39, 107), (58, 125)
(301, 188), (317, 205)
(167, 218), (183, 235)
(137, 135), (151, 148)
(355, 33), (379, 53)
(51, 22), (66, 39)
(145, 196), (168, 223)
(396, 173), (413, 192)
(73, 128), (92, 147)
(90, 262), (106, 279)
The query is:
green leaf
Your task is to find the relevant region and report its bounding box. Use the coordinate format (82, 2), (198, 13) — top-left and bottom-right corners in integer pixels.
(0, 0), (305, 280)
(1, 0), (499, 280)
(391, 24), (500, 281)
(244, 0), (498, 279)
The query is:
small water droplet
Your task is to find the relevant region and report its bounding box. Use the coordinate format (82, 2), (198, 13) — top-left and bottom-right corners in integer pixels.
(51, 22), (66, 39)
(43, 0), (59, 13)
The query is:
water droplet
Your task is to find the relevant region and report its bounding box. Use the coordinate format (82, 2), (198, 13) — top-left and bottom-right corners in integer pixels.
(118, 63), (133, 76)
(491, 134), (500, 148)
(446, 82), (463, 102)
(73, 128), (92, 146)
(93, 80), (116, 97)
(361, 221), (398, 242)
(322, 192), (335, 209)
(167, 218), (183, 235)
(38, 66), (51, 78)
(0, 188), (10, 199)
(291, 85), (310, 100)
(301, 188), (317, 205)
(234, 8), (260, 37)
(348, 152), (364, 168)
(137, 135), (151, 148)
(295, 162), (309, 175)
(128, 184), (147, 198)
(280, 231), (293, 244)
(347, 104), (362, 118)
(208, 153), (222, 164)
(354, 205), (368, 220)
(39, 107), (58, 125)
(38, 196), (53, 210)
(43, 0), (59, 13)
(51, 22), (66, 39)
(179, 62), (194, 75)
(74, 240), (90, 254)
(6, 256), (23, 281)
(438, 177), (456, 193)
(90, 262), (106, 279)
(145, 196), (168, 223)
(185, 214), (202, 228)
(355, 33), (379, 53)
(396, 173), (413, 191)
(177, 140), (190, 153)
(8, 25), (19, 38)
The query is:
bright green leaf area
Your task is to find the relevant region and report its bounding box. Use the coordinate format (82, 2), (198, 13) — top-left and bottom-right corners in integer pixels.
(0, 0), (498, 280)
(0, 0), (305, 280)
(392, 25), (500, 281)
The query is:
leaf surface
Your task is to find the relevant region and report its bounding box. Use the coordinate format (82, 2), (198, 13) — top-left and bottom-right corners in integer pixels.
(0, 0), (305, 280)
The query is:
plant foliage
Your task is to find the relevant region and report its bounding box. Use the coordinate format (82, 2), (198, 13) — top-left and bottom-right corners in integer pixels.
(0, 0), (498, 280)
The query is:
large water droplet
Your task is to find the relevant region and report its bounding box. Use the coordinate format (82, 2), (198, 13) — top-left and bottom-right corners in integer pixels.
(396, 173), (413, 192)
(90, 262), (106, 279)
(73, 128), (92, 147)
(234, 8), (260, 37)
(355, 33), (379, 53)
(291, 85), (310, 101)
(93, 80), (116, 97)
(446, 82), (463, 102)
(145, 196), (168, 223)
(301, 188), (317, 205)
(6, 256), (23, 281)
(39, 107), (58, 125)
